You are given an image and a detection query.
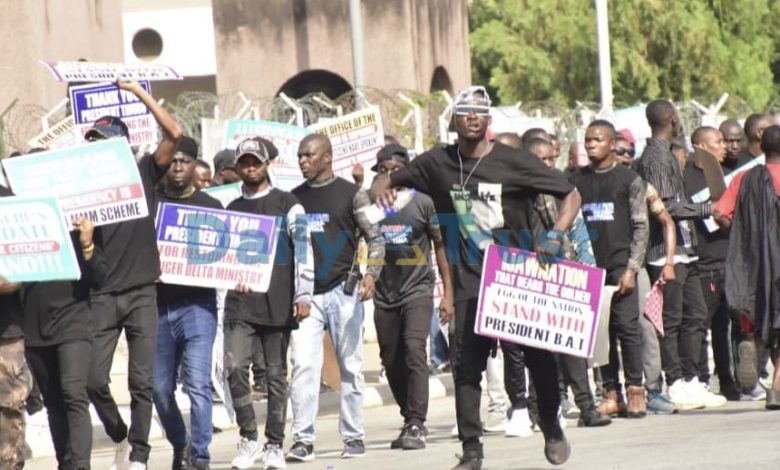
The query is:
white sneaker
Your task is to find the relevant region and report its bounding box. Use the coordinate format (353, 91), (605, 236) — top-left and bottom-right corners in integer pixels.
(668, 379), (704, 410)
(108, 439), (130, 470)
(504, 408), (533, 438)
(231, 437), (263, 469)
(483, 409), (508, 432)
(740, 384), (767, 401)
(689, 380), (727, 408)
(261, 443), (287, 469)
(128, 463), (146, 470)
(559, 409), (568, 429)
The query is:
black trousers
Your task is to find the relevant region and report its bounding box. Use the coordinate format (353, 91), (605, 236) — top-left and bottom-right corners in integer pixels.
(697, 268), (735, 385)
(224, 320), (290, 445)
(251, 335), (267, 388)
(87, 284), (158, 463)
(502, 342), (527, 410)
(374, 296), (433, 427)
(27, 340), (93, 470)
(600, 268), (643, 389)
(451, 298), (560, 457)
(557, 354), (595, 410)
(647, 262), (708, 384)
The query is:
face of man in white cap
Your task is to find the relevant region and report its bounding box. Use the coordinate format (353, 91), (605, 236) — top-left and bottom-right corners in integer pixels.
(452, 86), (492, 142)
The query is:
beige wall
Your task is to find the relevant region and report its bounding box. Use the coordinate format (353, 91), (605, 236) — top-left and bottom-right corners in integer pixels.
(212, 0), (470, 98)
(0, 0), (123, 113)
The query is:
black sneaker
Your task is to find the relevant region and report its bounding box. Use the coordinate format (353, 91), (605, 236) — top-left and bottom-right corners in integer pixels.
(577, 406), (612, 427)
(172, 443), (190, 470)
(391, 425), (409, 449)
(341, 439), (366, 458)
(285, 441), (314, 462)
(401, 424), (427, 450)
(451, 454), (482, 470)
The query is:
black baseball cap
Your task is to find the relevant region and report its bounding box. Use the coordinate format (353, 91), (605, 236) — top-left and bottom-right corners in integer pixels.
(235, 137), (279, 164)
(85, 116), (130, 141)
(371, 143), (410, 171)
(175, 136), (198, 159)
(213, 149), (237, 173)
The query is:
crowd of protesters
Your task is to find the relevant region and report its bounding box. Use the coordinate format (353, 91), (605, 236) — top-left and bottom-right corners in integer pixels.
(0, 81), (778, 470)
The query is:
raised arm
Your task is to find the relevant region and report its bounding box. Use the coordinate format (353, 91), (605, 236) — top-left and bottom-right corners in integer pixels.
(117, 80), (183, 168)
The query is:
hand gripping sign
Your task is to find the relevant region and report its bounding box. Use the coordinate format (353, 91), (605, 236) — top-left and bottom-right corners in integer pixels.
(475, 244), (607, 359)
(155, 203), (281, 292)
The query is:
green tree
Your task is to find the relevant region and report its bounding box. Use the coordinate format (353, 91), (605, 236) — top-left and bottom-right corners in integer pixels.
(469, 0), (778, 111)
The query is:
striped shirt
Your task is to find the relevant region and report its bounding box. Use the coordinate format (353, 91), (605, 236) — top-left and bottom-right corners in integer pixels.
(635, 137), (710, 264)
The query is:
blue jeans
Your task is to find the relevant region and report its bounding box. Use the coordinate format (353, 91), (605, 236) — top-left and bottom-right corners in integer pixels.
(153, 297), (217, 463)
(290, 283), (364, 443)
(429, 309), (449, 367)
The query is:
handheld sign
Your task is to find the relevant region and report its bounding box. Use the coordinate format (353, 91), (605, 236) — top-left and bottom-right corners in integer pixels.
(2, 139), (148, 226)
(69, 81), (158, 147)
(202, 183), (242, 208)
(0, 195), (81, 283)
(694, 147), (726, 201)
(41, 60), (181, 82)
(155, 203), (280, 292)
(475, 244), (606, 359)
(27, 116), (81, 150)
(223, 119), (311, 164)
(309, 106), (384, 182)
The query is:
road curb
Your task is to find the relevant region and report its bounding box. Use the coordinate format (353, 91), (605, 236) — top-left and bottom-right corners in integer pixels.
(27, 374), (454, 460)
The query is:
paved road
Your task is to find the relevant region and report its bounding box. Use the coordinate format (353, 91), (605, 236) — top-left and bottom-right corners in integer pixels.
(27, 394), (780, 470)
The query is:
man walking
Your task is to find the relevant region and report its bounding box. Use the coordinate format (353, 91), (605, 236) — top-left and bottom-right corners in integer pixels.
(225, 137), (314, 470)
(85, 80), (183, 470)
(152, 136), (223, 470)
(286, 133), (384, 461)
(373, 86), (579, 469)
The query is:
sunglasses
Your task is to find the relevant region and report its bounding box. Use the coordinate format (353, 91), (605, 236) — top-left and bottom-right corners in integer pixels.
(615, 147), (635, 157)
(454, 105), (491, 117)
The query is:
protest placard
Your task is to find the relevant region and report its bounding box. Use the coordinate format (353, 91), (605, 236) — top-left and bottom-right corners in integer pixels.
(309, 106), (384, 181)
(2, 139), (148, 227)
(202, 182), (242, 208)
(41, 60), (181, 82)
(0, 195), (81, 283)
(27, 115), (81, 150)
(69, 81), (157, 147)
(223, 119), (311, 164)
(155, 202), (280, 292)
(268, 162), (305, 191)
(475, 244), (606, 359)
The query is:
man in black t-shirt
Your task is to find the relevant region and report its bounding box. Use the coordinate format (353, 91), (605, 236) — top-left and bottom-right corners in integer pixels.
(572, 120), (649, 418)
(287, 134), (384, 462)
(0, 186), (33, 470)
(222, 137), (314, 469)
(373, 86), (579, 469)
(370, 144), (455, 450)
(152, 137), (222, 469)
(84, 80), (183, 470)
(684, 127), (740, 401)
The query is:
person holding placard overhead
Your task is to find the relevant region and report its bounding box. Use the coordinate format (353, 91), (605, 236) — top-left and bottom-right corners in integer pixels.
(84, 80), (183, 470)
(373, 86), (579, 470)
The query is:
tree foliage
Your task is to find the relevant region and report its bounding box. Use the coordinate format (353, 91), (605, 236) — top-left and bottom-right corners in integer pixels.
(469, 0), (780, 111)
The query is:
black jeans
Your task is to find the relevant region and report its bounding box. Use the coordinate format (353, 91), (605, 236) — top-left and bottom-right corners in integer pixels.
(557, 354), (596, 410)
(600, 268), (643, 389)
(251, 335), (267, 389)
(502, 342), (527, 410)
(87, 284), (158, 463)
(451, 298), (560, 457)
(374, 296), (433, 427)
(697, 268), (735, 385)
(27, 340), (93, 469)
(647, 262), (708, 384)
(224, 320), (290, 445)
